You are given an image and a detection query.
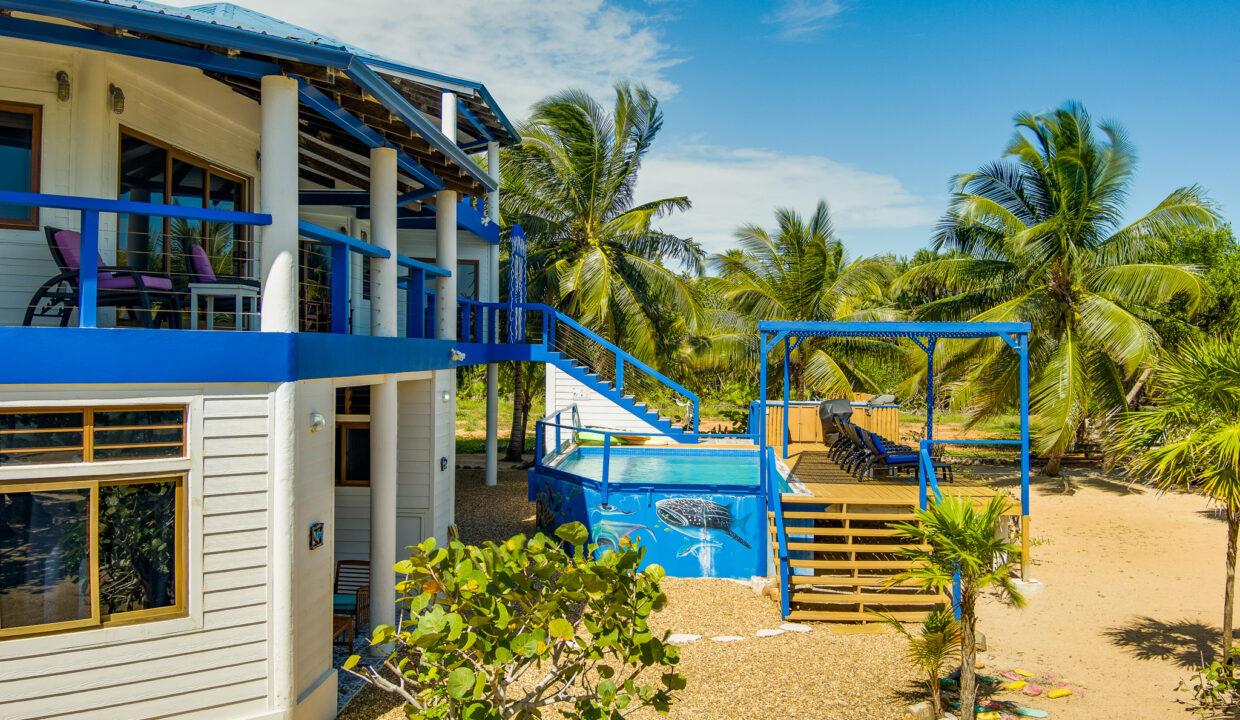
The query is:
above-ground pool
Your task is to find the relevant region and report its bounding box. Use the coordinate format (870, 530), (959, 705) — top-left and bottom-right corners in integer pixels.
(530, 446), (787, 579)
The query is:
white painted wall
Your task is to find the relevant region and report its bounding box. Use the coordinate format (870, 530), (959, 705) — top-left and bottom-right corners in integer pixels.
(0, 383), (274, 720)
(544, 365), (664, 449)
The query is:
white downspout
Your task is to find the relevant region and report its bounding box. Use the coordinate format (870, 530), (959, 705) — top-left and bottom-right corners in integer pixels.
(485, 140), (500, 486)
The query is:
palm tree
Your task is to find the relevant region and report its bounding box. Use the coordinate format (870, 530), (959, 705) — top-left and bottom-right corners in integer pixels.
(893, 494), (1026, 720)
(1106, 335), (1240, 659)
(894, 101), (1218, 475)
(698, 201), (898, 398)
(874, 608), (961, 718)
(499, 83), (699, 457)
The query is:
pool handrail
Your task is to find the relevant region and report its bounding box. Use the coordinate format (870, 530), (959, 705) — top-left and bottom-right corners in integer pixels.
(766, 445), (791, 617)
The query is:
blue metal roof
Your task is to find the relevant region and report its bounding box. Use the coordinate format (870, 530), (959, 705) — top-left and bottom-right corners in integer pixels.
(9, 0), (518, 148)
(757, 321), (1031, 339)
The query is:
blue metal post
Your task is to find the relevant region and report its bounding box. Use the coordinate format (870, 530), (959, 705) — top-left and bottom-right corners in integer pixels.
(406, 269), (424, 339)
(1018, 333), (1031, 580)
(782, 338), (791, 459)
(758, 333), (768, 502)
(601, 434), (612, 505)
(77, 210), (98, 328)
(461, 303), (471, 342)
(926, 337), (937, 442)
(616, 356), (624, 392)
(918, 441), (929, 510)
(535, 419), (543, 467)
(426, 292), (436, 339)
(555, 419), (561, 454)
(475, 302), (484, 342)
(330, 244), (349, 334)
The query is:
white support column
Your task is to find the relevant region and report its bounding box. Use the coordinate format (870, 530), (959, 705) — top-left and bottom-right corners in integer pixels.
(369, 147), (398, 337)
(369, 375), (398, 642)
(485, 141), (500, 486)
(259, 75), (300, 334)
(270, 381), (297, 716)
(70, 56), (109, 198)
(436, 91), (458, 341)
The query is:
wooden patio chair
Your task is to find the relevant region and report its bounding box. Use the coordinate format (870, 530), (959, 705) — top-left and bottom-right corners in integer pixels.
(333, 560), (370, 648)
(24, 226), (182, 328)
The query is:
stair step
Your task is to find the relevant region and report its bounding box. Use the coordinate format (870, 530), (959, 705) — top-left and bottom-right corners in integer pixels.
(788, 559), (918, 570)
(788, 609), (932, 623)
(766, 525), (906, 537)
(787, 575), (922, 587)
(781, 495), (920, 507)
(784, 542), (927, 553)
(781, 511), (919, 522)
(790, 592), (947, 605)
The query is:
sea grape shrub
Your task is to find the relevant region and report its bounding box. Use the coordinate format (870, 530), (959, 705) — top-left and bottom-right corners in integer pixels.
(344, 522), (686, 720)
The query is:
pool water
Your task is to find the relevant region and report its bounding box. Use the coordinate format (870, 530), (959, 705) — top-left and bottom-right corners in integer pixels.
(555, 449), (786, 489)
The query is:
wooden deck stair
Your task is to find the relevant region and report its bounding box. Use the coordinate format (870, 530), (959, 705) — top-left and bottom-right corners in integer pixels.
(770, 494), (947, 623)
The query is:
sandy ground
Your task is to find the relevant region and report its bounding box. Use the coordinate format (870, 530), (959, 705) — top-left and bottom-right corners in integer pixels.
(341, 463), (1227, 720)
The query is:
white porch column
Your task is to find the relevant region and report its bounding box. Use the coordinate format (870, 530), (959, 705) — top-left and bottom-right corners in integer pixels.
(485, 141), (500, 486)
(435, 91), (458, 341)
(369, 147), (398, 337)
(368, 375), (398, 641)
(259, 73), (300, 719)
(259, 75), (300, 334)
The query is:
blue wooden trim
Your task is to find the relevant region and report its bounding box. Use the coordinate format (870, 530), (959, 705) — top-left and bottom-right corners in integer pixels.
(330, 244), (350, 334)
(406, 269), (425, 339)
(298, 220), (389, 258)
(1018, 335), (1031, 518)
(345, 59), (497, 192)
(758, 320), (1032, 338)
(782, 337), (790, 460)
(0, 14), (282, 79)
(397, 189), (437, 206)
(0, 190), (271, 224)
(390, 198), (500, 244)
(295, 79), (445, 192)
(926, 337), (937, 442)
(455, 102), (494, 143)
(396, 254), (451, 278)
(78, 211), (98, 329)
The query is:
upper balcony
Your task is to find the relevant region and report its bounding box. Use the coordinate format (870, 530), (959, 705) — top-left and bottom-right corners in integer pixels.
(0, 190), (533, 384)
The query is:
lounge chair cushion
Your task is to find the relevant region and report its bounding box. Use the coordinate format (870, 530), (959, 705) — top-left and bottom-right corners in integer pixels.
(885, 454), (918, 463)
(54, 229), (174, 291)
(333, 593), (356, 611)
(189, 244), (216, 283)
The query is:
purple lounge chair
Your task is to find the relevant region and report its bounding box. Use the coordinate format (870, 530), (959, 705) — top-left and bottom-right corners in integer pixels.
(23, 226), (182, 328)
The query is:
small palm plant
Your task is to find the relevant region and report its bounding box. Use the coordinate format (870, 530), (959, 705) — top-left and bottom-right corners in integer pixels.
(1106, 335), (1240, 660)
(892, 494), (1026, 720)
(875, 608), (961, 718)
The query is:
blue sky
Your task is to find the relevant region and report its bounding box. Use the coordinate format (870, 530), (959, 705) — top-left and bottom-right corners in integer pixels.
(202, 0), (1239, 258)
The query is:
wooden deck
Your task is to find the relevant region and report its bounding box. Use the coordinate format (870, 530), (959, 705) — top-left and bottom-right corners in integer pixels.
(780, 442), (1018, 513)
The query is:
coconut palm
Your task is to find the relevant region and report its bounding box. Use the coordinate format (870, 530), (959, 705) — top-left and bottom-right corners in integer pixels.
(874, 608), (961, 718)
(894, 101), (1219, 475)
(893, 494), (1026, 720)
(500, 82), (700, 362)
(1106, 335), (1240, 659)
(698, 201), (899, 398)
(499, 83), (698, 458)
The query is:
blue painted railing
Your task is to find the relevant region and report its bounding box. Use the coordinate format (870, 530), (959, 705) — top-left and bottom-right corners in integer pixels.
(766, 445), (791, 618)
(0, 190), (270, 328)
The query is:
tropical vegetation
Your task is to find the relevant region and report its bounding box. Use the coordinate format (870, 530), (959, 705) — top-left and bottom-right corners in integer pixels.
(874, 608), (961, 718)
(1106, 334), (1240, 661)
(892, 494), (1026, 720)
(346, 524), (685, 719)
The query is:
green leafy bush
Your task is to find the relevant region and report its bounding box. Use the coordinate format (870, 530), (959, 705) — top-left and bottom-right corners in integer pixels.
(1178, 648), (1240, 714)
(345, 522), (685, 719)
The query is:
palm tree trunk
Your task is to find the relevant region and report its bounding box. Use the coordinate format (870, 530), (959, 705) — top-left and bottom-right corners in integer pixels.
(1043, 451), (1063, 478)
(959, 588), (978, 720)
(1125, 367), (1155, 409)
(505, 362), (527, 461)
(1225, 511), (1238, 661)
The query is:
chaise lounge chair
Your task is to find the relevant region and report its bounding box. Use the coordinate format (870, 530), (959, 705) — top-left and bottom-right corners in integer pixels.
(24, 226), (182, 328)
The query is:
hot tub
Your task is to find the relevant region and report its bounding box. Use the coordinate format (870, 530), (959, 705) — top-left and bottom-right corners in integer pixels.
(529, 446), (790, 579)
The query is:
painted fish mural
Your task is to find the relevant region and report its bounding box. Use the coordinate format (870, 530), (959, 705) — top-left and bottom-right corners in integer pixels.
(654, 497), (751, 549)
(592, 503), (637, 516)
(591, 519), (654, 551)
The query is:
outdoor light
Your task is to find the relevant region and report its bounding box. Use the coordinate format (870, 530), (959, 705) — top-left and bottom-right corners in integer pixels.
(451, 348), (466, 362)
(308, 411), (327, 433)
(55, 71), (70, 102)
(108, 83), (125, 114)
(441, 390), (451, 403)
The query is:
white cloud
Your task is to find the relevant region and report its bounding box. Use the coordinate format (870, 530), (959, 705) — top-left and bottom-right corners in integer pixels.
(764, 0), (845, 39)
(175, 0), (680, 117)
(634, 145), (939, 255)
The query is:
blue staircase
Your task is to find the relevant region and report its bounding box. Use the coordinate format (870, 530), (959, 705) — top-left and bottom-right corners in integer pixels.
(523, 305), (699, 442)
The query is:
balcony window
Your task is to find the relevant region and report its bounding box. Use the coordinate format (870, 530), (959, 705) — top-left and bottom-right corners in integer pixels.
(0, 102), (41, 229)
(0, 407), (186, 467)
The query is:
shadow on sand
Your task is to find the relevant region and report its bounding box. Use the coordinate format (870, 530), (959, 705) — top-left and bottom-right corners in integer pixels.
(1104, 615), (1223, 668)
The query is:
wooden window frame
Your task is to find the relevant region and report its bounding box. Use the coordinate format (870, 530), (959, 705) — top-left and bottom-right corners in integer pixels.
(0, 472), (187, 639)
(117, 127), (252, 277)
(335, 421), (371, 487)
(0, 101), (42, 230)
(0, 405), (187, 466)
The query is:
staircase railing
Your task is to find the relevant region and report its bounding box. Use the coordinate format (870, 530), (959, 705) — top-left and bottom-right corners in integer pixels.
(528, 303), (698, 433)
(767, 445), (791, 618)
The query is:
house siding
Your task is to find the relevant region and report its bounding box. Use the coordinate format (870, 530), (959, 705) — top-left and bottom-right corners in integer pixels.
(544, 365), (664, 448)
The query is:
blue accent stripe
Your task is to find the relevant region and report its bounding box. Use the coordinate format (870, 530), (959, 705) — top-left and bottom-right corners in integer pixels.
(396, 254), (451, 278)
(0, 190), (271, 224)
(298, 220), (389, 258)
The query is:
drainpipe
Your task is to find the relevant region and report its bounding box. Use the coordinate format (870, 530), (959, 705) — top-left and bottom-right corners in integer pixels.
(485, 140), (500, 487)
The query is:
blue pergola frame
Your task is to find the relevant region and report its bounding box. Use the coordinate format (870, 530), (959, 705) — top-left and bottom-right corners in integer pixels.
(756, 320), (1034, 581)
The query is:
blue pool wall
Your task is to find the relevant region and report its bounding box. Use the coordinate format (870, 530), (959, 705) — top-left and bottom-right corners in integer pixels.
(529, 448), (769, 579)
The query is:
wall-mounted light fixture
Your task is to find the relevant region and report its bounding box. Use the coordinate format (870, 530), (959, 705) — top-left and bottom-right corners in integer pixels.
(440, 456), (449, 471)
(450, 348), (466, 363)
(108, 83), (125, 114)
(440, 390), (452, 403)
(308, 411), (327, 433)
(55, 71), (70, 102)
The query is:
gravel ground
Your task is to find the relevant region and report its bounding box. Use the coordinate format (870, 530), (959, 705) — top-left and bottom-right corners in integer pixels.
(338, 467), (921, 720)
